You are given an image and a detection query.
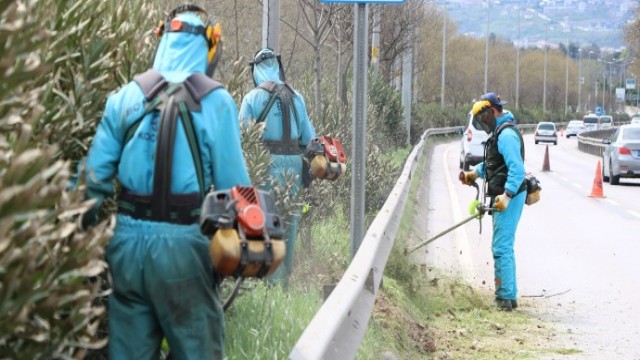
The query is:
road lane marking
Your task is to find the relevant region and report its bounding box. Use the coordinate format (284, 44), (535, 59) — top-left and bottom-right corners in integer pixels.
(606, 199), (620, 206)
(442, 146), (475, 278)
(628, 210), (640, 219)
(573, 183), (582, 188)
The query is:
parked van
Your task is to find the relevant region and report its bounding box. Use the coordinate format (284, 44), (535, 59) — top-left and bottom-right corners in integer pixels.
(599, 115), (613, 129)
(583, 114), (600, 132)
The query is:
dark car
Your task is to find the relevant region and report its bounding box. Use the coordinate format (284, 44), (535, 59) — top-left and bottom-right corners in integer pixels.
(602, 124), (640, 185)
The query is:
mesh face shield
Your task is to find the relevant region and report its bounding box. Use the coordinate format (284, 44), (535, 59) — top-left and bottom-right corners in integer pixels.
(471, 100), (493, 134)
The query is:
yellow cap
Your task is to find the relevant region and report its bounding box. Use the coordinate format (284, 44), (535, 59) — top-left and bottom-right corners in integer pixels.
(471, 100), (492, 116)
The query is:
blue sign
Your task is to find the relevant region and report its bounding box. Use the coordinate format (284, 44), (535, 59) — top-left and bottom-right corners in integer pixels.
(320, 0), (404, 2)
(595, 106), (605, 116)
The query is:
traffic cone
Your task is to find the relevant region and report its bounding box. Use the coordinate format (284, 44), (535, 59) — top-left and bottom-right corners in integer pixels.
(542, 145), (551, 172)
(588, 161), (606, 198)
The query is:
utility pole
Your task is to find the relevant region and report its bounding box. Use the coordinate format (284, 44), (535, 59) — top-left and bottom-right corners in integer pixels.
(543, 26), (548, 113)
(565, 52), (569, 115)
(516, 8), (520, 110)
(578, 48), (582, 113)
(262, 0), (280, 52)
(484, 0), (490, 93)
(440, 0), (447, 109)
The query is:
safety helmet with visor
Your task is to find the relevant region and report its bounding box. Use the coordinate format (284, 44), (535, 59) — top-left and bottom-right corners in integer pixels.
(471, 93), (507, 134)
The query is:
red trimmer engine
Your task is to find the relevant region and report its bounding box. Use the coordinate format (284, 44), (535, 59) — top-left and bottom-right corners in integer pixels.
(305, 135), (347, 181)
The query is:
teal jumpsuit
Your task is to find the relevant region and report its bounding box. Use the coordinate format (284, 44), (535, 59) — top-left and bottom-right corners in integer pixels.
(474, 111), (526, 301)
(238, 49), (316, 286)
(84, 13), (250, 359)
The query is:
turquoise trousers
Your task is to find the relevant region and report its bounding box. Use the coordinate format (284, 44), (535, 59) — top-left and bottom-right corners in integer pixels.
(491, 191), (526, 301)
(106, 215), (224, 359)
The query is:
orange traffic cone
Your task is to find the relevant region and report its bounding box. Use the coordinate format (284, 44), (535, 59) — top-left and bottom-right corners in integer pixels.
(588, 161), (606, 198)
(542, 145), (551, 172)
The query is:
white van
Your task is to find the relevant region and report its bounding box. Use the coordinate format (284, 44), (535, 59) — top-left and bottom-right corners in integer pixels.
(583, 114), (600, 132)
(599, 115), (613, 129)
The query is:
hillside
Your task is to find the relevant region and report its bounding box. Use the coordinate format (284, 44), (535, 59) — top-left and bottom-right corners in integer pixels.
(443, 0), (637, 50)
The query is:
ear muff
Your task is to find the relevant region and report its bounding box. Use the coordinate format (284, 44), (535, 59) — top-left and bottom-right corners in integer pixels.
(205, 23), (222, 77)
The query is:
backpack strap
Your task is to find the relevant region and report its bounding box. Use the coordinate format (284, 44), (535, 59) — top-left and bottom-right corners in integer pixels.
(255, 81), (301, 155)
(120, 71), (223, 223)
(134, 69), (168, 101)
(256, 81), (279, 124)
(495, 122), (527, 195)
(495, 122), (525, 161)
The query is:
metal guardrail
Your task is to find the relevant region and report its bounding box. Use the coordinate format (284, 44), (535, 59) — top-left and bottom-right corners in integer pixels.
(577, 129), (616, 156)
(288, 126), (463, 360)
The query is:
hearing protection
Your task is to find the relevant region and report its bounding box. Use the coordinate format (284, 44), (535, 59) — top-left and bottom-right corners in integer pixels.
(153, 4), (222, 77)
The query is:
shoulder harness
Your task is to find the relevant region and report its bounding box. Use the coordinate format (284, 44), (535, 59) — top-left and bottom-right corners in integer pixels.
(119, 69), (223, 224)
(483, 122), (527, 197)
(255, 80), (302, 155)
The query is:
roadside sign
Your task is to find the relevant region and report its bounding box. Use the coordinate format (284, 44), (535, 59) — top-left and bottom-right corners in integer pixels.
(580, 76), (585, 85)
(616, 88), (626, 103)
(626, 78), (636, 90)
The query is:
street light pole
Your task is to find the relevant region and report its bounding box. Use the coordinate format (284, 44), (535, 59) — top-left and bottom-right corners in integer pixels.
(543, 26), (548, 113)
(516, 8), (520, 110)
(484, 1), (490, 93)
(578, 48), (582, 113)
(440, 0), (447, 109)
(565, 51), (569, 115)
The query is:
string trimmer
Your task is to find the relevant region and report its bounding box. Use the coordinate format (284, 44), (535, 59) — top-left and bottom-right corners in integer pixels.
(404, 172), (495, 256)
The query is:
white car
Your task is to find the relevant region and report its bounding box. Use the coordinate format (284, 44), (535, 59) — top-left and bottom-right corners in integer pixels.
(565, 120), (585, 138)
(534, 122), (557, 145)
(459, 112), (489, 171)
(630, 116), (640, 124)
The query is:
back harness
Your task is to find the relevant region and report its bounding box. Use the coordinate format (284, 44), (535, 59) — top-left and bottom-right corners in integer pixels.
(255, 81), (302, 155)
(118, 69), (222, 224)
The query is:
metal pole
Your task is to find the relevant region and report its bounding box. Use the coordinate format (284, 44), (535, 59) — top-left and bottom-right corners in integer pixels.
(602, 73), (605, 111)
(350, 4), (368, 259)
(609, 62), (612, 113)
(440, 0), (447, 108)
(402, 36), (412, 145)
(516, 8), (520, 110)
(484, 1), (490, 93)
(262, 0), (280, 53)
(543, 26), (547, 113)
(578, 49), (582, 113)
(565, 52), (569, 115)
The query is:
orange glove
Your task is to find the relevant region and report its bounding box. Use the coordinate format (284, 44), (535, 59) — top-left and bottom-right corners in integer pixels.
(459, 171), (478, 186)
(494, 193), (512, 211)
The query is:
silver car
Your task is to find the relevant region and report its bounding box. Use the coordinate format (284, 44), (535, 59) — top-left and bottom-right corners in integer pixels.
(534, 122), (557, 145)
(602, 124), (640, 185)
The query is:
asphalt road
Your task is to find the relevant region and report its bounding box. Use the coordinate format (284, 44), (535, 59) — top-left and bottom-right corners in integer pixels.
(415, 133), (640, 359)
